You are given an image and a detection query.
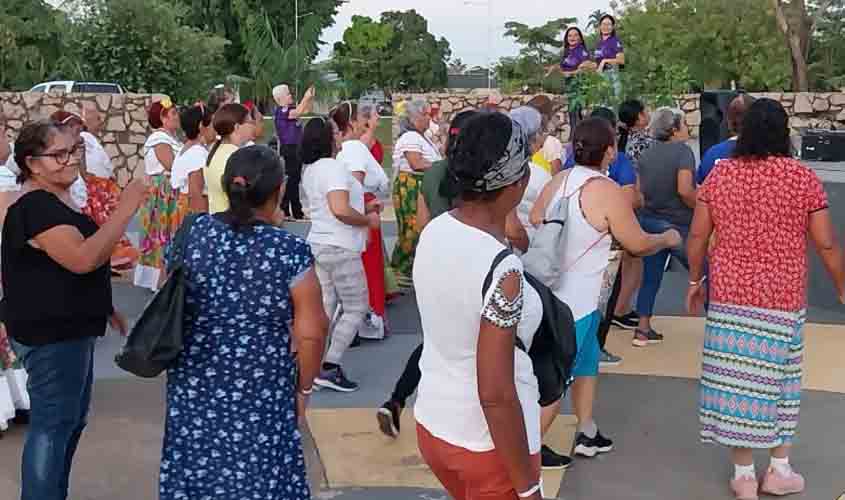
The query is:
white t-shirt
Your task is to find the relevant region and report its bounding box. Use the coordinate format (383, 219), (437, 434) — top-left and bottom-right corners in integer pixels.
(393, 131), (442, 175)
(4, 146), (87, 208)
(413, 213), (541, 454)
(301, 158), (367, 253)
(516, 162), (552, 242)
(337, 140), (389, 197)
(143, 130), (182, 176)
(171, 144), (209, 192)
(81, 131), (114, 179)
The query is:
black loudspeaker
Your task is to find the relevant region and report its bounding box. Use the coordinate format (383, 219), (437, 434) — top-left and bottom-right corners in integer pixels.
(699, 90), (738, 159)
(801, 129), (845, 161)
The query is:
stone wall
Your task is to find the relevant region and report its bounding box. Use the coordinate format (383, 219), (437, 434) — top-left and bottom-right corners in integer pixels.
(394, 92), (845, 143)
(1, 91), (167, 187)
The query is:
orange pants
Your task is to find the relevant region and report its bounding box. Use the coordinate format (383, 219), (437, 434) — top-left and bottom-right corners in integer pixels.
(417, 423), (540, 500)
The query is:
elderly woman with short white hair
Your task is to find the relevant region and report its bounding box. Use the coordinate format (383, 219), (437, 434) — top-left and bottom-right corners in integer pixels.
(632, 107), (697, 347)
(272, 83), (315, 220)
(390, 99), (442, 287)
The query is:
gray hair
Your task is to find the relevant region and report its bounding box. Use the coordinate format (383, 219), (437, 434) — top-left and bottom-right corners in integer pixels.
(649, 107), (685, 142)
(399, 99), (429, 135)
(509, 106), (543, 148)
(359, 103), (377, 120)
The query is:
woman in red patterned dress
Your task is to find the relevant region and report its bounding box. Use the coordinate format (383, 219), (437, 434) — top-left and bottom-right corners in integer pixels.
(687, 98), (845, 499)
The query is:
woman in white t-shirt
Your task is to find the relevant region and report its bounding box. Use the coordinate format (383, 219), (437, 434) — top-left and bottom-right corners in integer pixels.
(509, 107), (553, 250)
(390, 99), (442, 288)
(300, 117), (380, 393)
(414, 112), (543, 500)
(171, 104), (215, 214)
(334, 102), (390, 336)
(135, 98), (184, 291)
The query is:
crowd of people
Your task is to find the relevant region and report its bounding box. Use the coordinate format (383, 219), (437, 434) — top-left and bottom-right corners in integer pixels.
(0, 61), (843, 500)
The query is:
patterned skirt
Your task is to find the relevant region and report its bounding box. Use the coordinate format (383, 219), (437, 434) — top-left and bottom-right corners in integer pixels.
(134, 175), (180, 290)
(699, 302), (804, 449)
(390, 172), (422, 286)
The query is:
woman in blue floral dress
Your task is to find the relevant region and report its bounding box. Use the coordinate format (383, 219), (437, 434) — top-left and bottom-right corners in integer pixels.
(159, 145), (328, 500)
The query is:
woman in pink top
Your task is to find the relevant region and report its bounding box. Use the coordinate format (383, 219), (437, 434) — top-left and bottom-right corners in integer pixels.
(687, 98), (845, 500)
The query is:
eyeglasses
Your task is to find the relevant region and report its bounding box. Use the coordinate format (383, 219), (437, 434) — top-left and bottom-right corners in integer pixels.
(32, 144), (83, 165)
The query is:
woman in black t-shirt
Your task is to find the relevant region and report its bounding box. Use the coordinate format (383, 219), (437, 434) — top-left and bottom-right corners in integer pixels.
(2, 120), (147, 500)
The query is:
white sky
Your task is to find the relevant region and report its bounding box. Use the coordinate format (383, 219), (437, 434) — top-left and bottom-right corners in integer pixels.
(316, 0), (613, 66)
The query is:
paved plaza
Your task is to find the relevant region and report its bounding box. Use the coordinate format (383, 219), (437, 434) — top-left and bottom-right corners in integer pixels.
(1, 221), (844, 500)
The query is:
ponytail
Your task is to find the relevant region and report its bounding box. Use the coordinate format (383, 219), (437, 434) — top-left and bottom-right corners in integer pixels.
(618, 124), (630, 153)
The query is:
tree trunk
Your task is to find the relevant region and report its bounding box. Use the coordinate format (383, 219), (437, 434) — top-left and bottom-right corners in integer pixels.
(771, 0), (811, 91)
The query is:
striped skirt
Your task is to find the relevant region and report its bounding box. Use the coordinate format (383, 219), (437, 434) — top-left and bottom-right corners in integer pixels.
(699, 302), (805, 449)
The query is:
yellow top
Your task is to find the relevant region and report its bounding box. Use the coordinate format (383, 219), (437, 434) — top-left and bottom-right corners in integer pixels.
(204, 143), (239, 214)
(531, 152), (552, 175)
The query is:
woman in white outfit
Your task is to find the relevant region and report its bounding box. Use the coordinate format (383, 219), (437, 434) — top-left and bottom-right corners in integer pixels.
(300, 117), (380, 393)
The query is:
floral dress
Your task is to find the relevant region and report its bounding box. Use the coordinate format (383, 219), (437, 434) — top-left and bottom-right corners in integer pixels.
(159, 214), (314, 500)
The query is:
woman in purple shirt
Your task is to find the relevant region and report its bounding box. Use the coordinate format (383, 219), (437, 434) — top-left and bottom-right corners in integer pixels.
(547, 27), (597, 136)
(595, 15), (625, 96)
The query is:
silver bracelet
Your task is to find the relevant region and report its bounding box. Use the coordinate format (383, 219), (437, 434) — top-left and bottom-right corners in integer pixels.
(299, 387), (313, 396)
(689, 276), (707, 287)
(517, 482), (541, 498)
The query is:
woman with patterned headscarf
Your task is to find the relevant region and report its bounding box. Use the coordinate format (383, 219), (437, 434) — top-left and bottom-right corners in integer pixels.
(414, 111), (543, 499)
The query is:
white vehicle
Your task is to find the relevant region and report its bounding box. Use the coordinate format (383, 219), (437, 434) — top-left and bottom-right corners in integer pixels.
(29, 81), (126, 94)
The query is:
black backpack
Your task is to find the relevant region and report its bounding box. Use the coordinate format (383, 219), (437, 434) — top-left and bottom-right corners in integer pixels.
(482, 249), (577, 406)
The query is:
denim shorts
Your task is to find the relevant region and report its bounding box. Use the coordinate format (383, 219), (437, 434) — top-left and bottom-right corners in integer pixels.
(571, 310), (601, 377)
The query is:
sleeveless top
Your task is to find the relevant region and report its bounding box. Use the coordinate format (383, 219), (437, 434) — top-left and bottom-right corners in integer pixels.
(550, 166), (613, 321)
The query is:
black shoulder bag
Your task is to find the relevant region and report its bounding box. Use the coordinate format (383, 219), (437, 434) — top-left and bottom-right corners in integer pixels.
(115, 213), (200, 378)
(483, 248), (578, 407)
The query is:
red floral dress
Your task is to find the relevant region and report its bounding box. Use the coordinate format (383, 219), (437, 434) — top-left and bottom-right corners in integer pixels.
(699, 156), (828, 312)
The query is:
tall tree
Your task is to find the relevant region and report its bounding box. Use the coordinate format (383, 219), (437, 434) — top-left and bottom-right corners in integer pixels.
(614, 0), (790, 91)
(332, 10), (451, 93)
(331, 15), (394, 96)
(588, 9), (607, 32)
(771, 0), (841, 90)
(500, 18), (574, 90)
(0, 0), (67, 90)
(448, 58), (468, 74)
(174, 0), (343, 76)
(68, 0), (228, 101)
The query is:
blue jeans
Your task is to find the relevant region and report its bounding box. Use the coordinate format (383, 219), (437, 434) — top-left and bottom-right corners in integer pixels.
(635, 215), (690, 318)
(11, 337), (96, 500)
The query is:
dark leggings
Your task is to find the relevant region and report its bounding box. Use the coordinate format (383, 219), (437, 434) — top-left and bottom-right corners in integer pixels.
(597, 266), (623, 350)
(391, 343), (423, 407)
(280, 144), (304, 219)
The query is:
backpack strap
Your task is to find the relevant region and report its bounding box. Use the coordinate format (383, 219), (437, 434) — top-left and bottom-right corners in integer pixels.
(481, 247), (529, 353)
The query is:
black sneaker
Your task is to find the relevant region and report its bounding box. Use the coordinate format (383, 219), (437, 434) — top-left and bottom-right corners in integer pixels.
(632, 328), (664, 347)
(377, 400), (403, 438)
(611, 312), (639, 330)
(574, 430), (614, 458)
(541, 445), (573, 470)
(314, 366), (359, 393)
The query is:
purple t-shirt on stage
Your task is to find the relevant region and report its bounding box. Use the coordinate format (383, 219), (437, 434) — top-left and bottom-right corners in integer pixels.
(561, 45), (591, 72)
(594, 35), (624, 65)
(274, 106), (302, 145)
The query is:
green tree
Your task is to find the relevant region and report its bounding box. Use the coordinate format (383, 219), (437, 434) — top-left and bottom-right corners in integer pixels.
(615, 0), (791, 92)
(771, 0), (842, 90)
(331, 15), (394, 96)
(809, 3), (845, 89)
(332, 10), (451, 93)
(69, 0), (229, 101)
(174, 0), (343, 76)
(497, 18), (574, 92)
(0, 0), (67, 90)
(587, 9), (607, 32)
